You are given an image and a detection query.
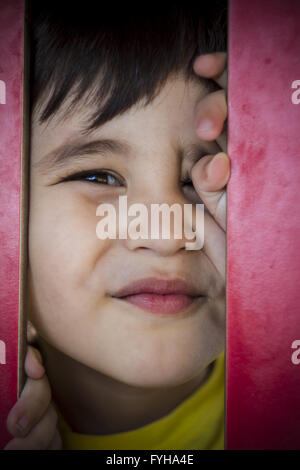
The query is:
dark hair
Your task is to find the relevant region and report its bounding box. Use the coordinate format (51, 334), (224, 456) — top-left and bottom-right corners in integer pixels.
(30, 1), (227, 131)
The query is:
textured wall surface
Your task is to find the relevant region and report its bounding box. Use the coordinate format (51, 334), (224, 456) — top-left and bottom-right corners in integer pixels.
(0, 0), (24, 449)
(227, 0), (300, 450)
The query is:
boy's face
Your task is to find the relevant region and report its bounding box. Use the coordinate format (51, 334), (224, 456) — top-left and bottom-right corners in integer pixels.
(28, 76), (225, 387)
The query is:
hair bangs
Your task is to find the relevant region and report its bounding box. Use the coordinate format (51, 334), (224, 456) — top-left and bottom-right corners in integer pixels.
(31, 1), (227, 130)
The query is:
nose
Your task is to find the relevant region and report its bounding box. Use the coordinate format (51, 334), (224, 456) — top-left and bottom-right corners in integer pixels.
(122, 194), (201, 256)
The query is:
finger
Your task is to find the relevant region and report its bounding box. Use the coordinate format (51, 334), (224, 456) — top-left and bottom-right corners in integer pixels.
(6, 372), (51, 439)
(195, 89), (227, 141)
(4, 404), (58, 450)
(47, 429), (63, 450)
(25, 344), (45, 380)
(193, 52), (227, 89)
(191, 152), (230, 231)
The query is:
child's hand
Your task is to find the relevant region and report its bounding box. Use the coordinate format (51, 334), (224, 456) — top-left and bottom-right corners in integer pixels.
(191, 52), (228, 280)
(192, 52), (228, 230)
(4, 344), (62, 450)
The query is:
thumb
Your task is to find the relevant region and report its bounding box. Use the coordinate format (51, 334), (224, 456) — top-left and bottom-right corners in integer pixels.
(191, 152), (230, 231)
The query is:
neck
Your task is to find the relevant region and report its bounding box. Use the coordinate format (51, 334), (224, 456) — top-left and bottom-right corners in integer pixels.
(36, 336), (214, 435)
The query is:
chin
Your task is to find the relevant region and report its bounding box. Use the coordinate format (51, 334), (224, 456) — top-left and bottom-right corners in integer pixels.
(107, 340), (224, 389)
(105, 356), (206, 389)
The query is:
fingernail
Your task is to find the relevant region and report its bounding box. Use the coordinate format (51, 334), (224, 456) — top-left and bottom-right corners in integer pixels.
(197, 118), (215, 135)
(205, 153), (230, 181)
(204, 155), (215, 178)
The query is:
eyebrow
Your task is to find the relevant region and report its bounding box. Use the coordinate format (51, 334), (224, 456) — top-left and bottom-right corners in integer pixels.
(34, 138), (132, 174)
(34, 137), (207, 174)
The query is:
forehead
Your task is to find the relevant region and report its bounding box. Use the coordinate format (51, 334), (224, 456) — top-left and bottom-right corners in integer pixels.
(31, 76), (212, 172)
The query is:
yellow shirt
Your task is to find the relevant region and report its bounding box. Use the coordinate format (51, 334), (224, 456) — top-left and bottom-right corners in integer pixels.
(55, 351), (225, 450)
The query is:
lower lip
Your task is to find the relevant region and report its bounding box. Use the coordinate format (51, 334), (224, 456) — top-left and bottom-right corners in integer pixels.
(117, 293), (200, 314)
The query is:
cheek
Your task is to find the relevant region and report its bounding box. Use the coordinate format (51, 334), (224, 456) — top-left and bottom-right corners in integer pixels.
(30, 185), (107, 277)
(27, 186), (111, 333)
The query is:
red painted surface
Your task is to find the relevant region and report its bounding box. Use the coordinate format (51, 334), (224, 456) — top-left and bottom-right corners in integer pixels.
(0, 0), (24, 449)
(227, 0), (300, 449)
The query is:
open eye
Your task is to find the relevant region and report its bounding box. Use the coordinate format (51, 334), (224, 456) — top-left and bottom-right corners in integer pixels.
(62, 169), (125, 186)
(85, 172), (122, 186)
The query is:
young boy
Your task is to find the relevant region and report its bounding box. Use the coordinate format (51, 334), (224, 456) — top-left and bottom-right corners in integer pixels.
(5, 1), (229, 450)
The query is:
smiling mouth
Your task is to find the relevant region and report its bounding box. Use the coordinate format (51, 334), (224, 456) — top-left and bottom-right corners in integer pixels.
(111, 277), (206, 315)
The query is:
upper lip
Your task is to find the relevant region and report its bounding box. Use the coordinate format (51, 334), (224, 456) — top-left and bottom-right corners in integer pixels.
(112, 277), (203, 298)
